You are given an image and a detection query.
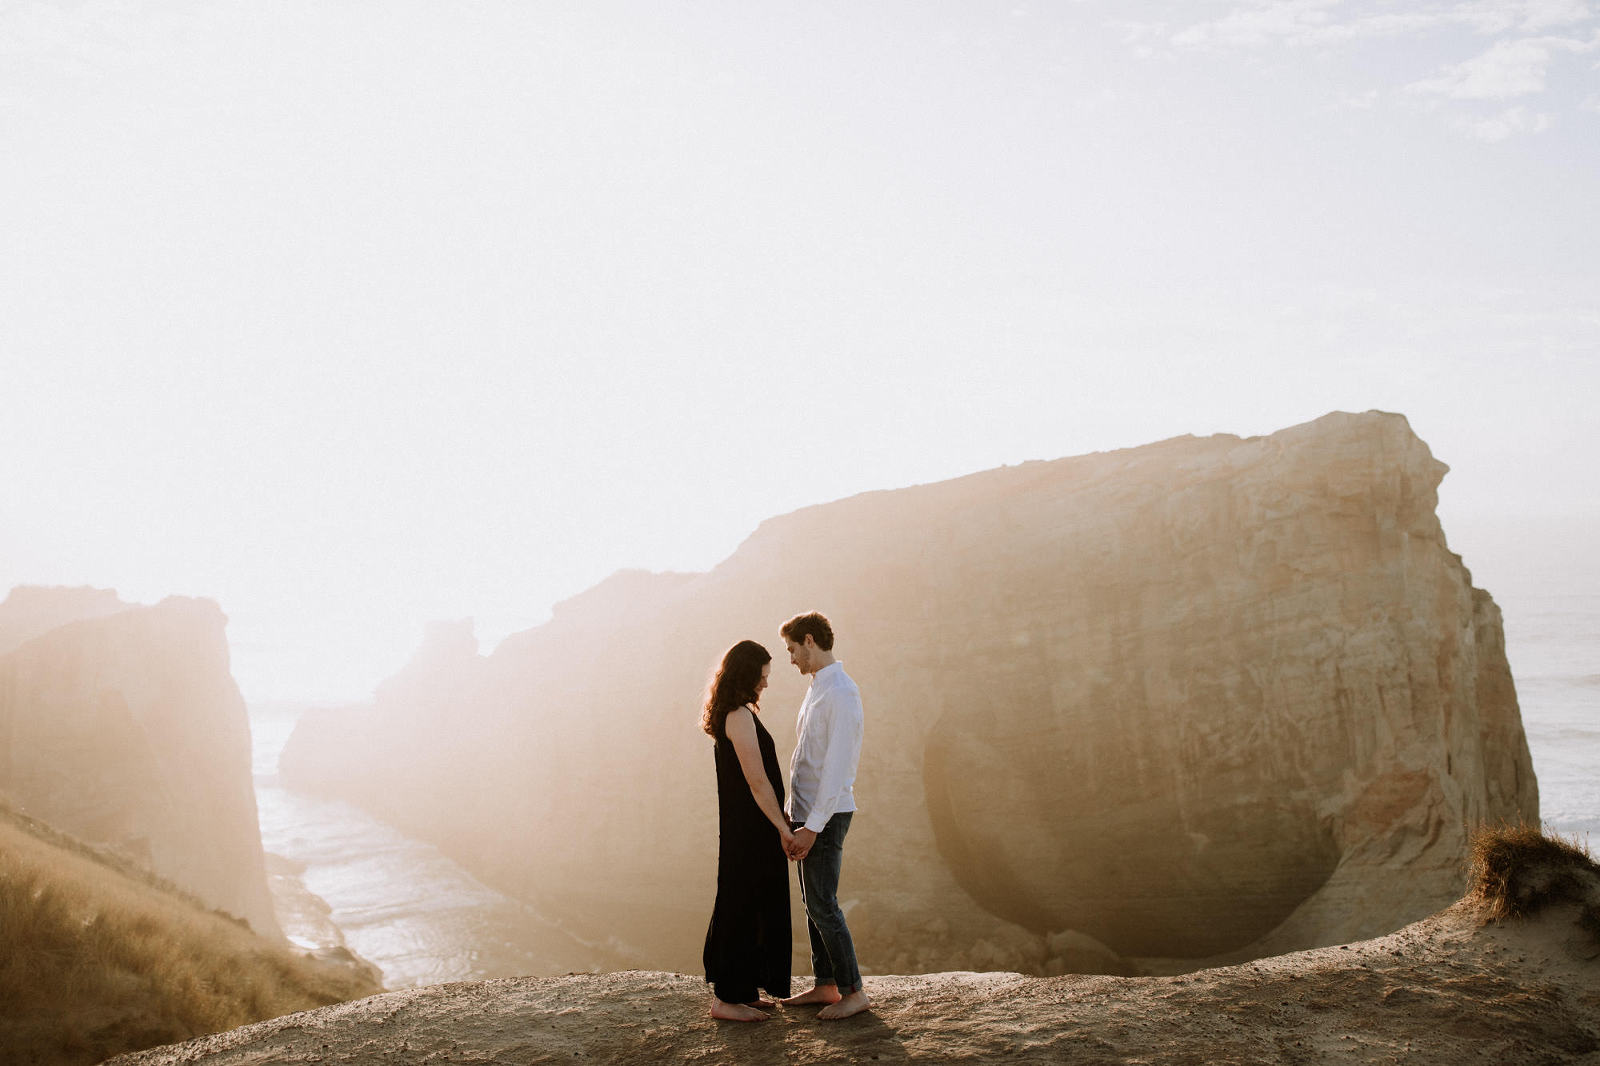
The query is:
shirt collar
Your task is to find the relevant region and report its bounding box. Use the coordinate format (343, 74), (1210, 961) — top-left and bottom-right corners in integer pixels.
(812, 661), (843, 685)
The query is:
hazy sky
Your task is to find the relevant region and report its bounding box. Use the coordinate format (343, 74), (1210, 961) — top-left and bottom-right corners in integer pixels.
(3, 1), (1596, 701)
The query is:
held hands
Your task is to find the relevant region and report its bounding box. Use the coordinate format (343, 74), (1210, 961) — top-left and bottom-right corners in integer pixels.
(786, 827), (817, 862)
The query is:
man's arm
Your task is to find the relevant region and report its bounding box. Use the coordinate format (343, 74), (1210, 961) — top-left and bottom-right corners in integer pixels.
(789, 685), (863, 858)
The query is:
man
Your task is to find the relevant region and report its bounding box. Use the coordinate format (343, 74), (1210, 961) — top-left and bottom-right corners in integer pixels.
(778, 611), (871, 1020)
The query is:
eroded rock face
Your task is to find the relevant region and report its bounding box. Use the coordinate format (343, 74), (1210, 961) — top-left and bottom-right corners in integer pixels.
(0, 591), (281, 937)
(281, 411), (1536, 973)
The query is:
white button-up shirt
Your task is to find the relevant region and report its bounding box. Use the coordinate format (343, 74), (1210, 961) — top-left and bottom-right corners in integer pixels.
(785, 661), (863, 834)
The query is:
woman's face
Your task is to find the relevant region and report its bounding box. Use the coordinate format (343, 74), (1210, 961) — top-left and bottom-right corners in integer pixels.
(754, 661), (771, 703)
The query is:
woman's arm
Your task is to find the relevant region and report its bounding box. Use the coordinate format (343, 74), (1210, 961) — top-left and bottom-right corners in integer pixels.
(724, 707), (795, 848)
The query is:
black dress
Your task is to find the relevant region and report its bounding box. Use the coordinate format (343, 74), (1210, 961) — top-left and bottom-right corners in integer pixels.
(703, 708), (792, 1004)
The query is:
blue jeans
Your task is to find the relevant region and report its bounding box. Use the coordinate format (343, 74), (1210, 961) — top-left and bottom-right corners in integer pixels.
(794, 812), (860, 994)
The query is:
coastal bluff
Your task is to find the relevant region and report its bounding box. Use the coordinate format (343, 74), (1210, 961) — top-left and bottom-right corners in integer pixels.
(281, 410), (1537, 974)
(105, 877), (1600, 1066)
(0, 588), (280, 938)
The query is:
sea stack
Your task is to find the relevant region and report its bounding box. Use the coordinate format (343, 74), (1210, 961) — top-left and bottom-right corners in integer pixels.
(0, 590), (281, 938)
(282, 411), (1536, 974)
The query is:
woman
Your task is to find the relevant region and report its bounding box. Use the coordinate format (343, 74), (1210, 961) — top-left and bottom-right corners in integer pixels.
(701, 639), (794, 1021)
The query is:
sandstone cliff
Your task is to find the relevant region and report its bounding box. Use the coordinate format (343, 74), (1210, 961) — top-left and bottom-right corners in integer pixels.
(281, 411), (1537, 975)
(0, 590), (281, 937)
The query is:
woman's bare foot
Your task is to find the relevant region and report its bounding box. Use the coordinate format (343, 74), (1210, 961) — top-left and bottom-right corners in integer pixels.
(817, 988), (872, 1020)
(781, 985), (842, 1007)
(710, 999), (770, 1021)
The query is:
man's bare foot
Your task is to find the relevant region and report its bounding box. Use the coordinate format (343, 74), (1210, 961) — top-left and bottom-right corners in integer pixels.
(745, 999), (777, 1010)
(781, 985), (842, 1007)
(710, 999), (769, 1021)
(817, 988), (872, 1020)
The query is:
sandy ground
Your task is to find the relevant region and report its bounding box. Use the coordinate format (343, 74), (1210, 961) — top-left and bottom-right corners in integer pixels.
(106, 900), (1600, 1066)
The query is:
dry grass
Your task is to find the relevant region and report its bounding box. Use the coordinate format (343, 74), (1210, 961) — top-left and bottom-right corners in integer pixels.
(0, 804), (379, 1066)
(1468, 823), (1600, 937)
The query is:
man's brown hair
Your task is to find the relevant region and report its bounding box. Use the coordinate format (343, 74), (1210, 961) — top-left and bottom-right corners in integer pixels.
(780, 612), (834, 651)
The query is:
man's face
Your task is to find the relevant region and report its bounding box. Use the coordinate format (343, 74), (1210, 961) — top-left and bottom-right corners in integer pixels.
(785, 637), (813, 675)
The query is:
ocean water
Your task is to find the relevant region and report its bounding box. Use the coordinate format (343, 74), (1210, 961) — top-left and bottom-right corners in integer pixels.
(250, 706), (611, 988)
(247, 593), (1599, 987)
(1500, 592), (1600, 844)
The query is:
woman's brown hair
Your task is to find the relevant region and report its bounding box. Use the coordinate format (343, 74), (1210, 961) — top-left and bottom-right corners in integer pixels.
(701, 639), (771, 739)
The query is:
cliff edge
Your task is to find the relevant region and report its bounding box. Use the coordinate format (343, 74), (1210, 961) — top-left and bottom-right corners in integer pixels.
(106, 849), (1600, 1066)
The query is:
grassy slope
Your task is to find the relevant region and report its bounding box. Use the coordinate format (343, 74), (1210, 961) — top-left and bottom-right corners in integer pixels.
(0, 804), (379, 1066)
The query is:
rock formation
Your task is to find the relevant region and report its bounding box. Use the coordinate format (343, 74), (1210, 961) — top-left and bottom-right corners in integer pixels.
(0, 590), (281, 937)
(0, 585), (130, 656)
(281, 411), (1537, 974)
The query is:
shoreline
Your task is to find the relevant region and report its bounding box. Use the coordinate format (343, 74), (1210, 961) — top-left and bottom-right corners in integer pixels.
(263, 852), (350, 955)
